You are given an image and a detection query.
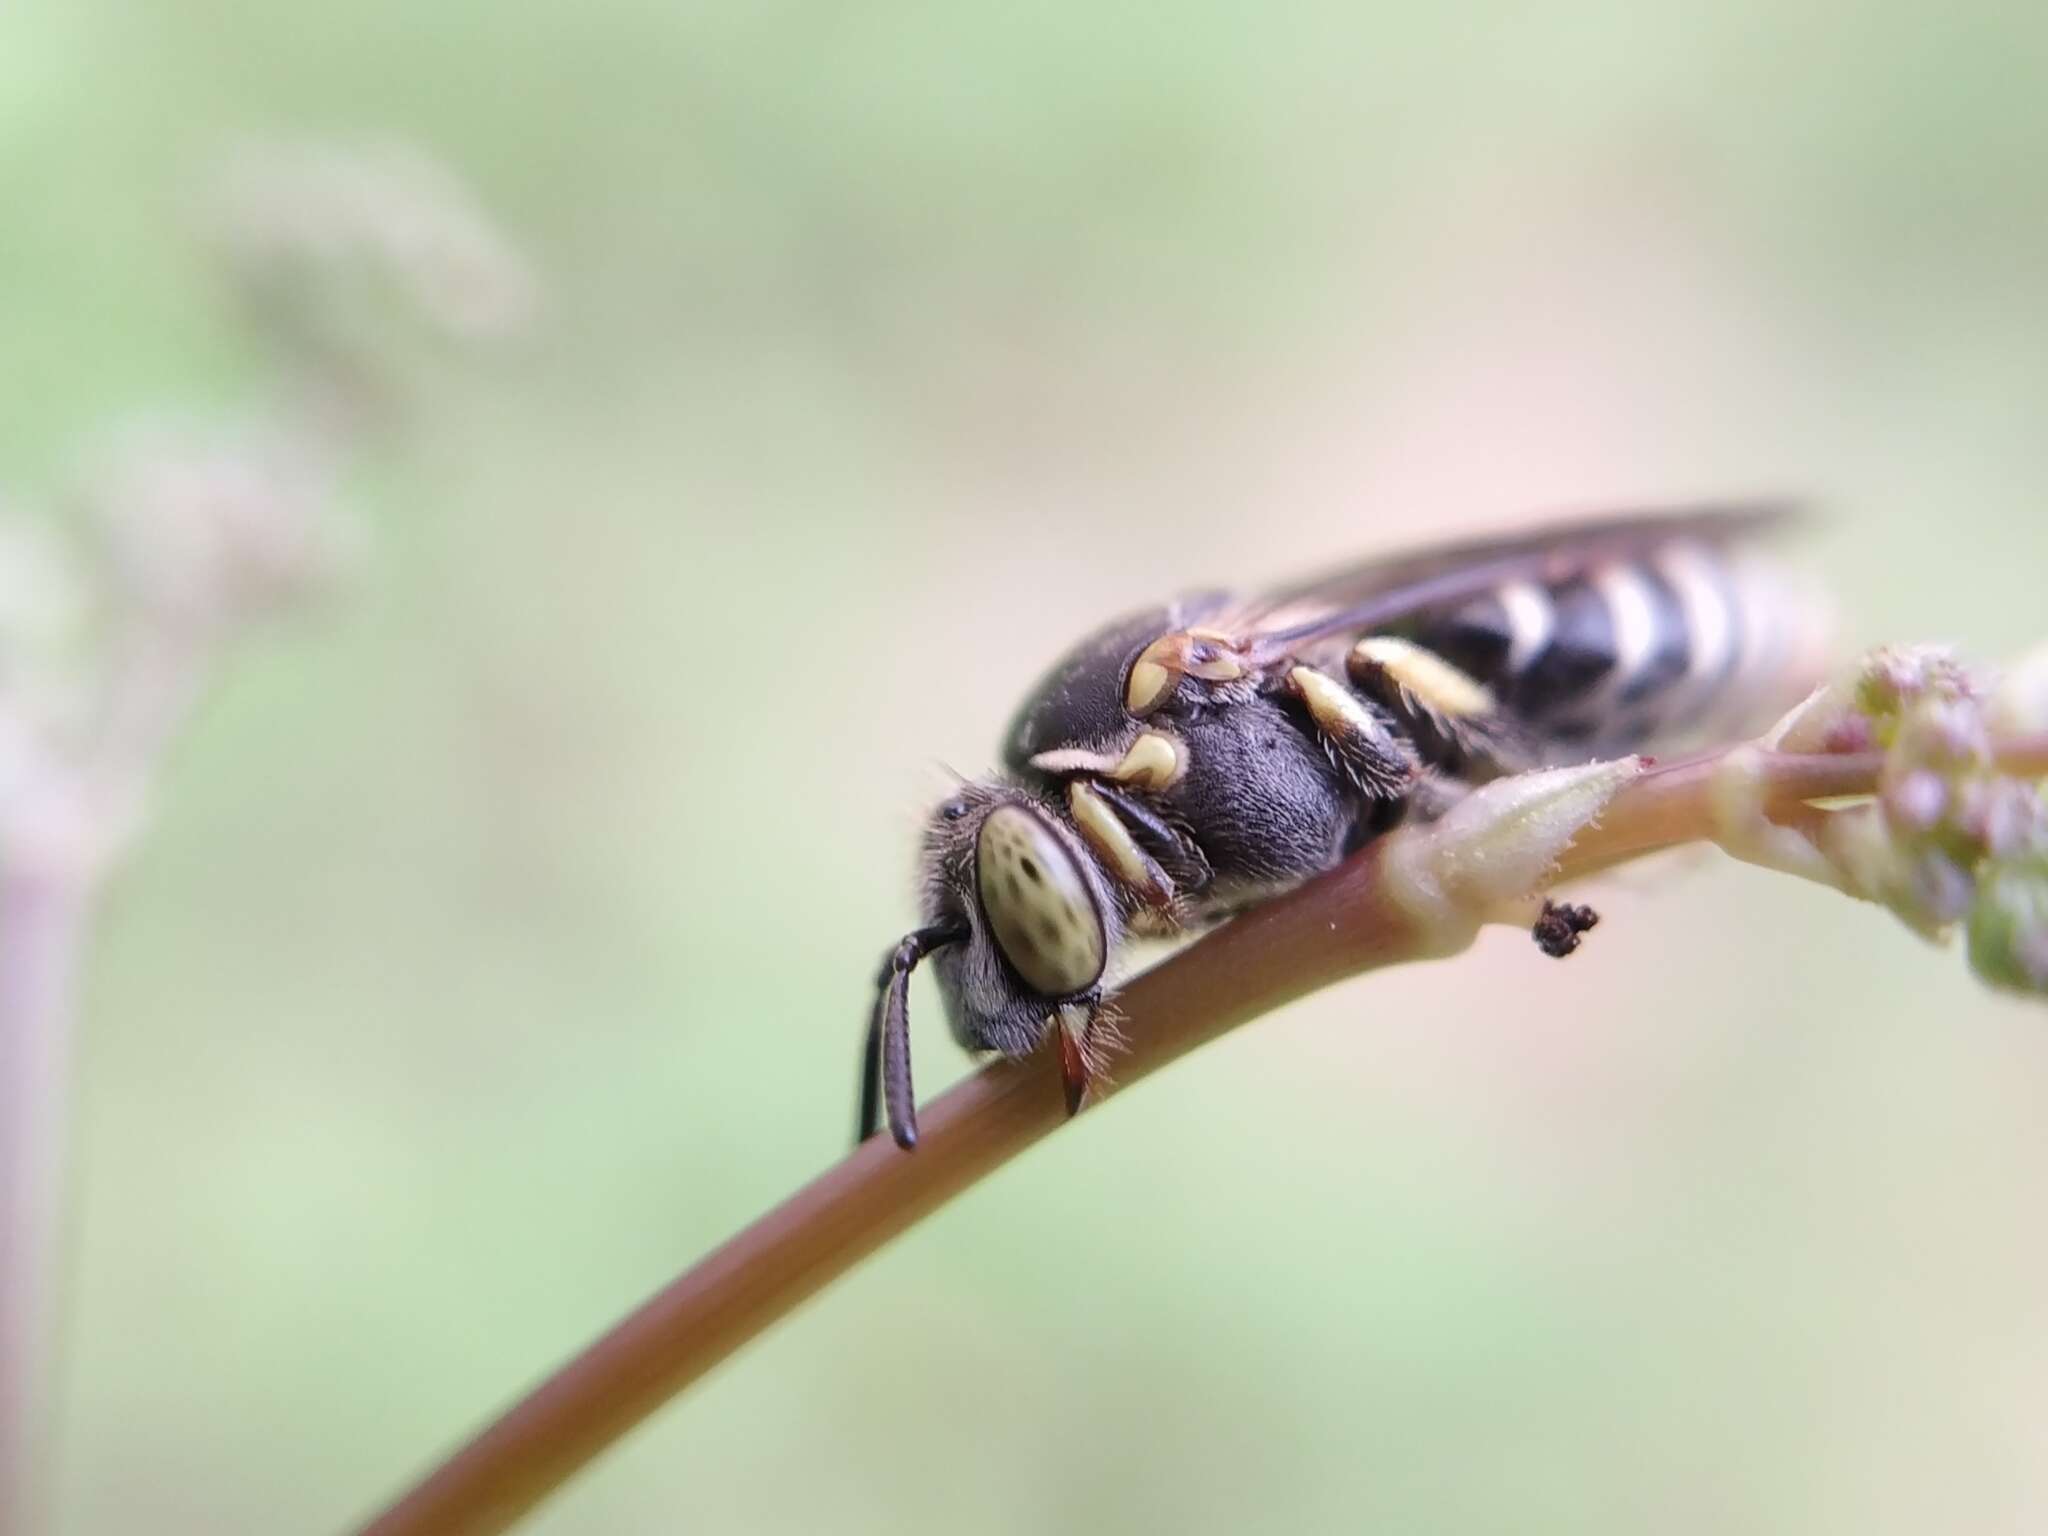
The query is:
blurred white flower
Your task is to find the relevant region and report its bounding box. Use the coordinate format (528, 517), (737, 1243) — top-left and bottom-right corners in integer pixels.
(205, 135), (540, 345)
(74, 419), (356, 634)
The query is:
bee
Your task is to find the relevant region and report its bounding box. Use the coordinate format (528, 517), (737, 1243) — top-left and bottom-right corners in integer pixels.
(860, 505), (1824, 1149)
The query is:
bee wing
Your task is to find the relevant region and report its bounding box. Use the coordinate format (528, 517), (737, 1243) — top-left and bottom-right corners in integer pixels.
(1228, 501), (1800, 659)
(1023, 500), (1812, 776)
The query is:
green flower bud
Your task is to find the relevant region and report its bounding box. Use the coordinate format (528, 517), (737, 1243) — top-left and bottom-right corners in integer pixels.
(1968, 864), (2048, 996)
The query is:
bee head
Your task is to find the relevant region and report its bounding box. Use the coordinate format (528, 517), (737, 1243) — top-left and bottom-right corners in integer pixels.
(860, 782), (1117, 1149)
(921, 783), (1111, 1051)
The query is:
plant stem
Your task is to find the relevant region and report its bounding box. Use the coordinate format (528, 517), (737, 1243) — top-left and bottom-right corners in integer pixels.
(353, 741), (2044, 1536)
(0, 868), (92, 1536)
(0, 624), (216, 1536)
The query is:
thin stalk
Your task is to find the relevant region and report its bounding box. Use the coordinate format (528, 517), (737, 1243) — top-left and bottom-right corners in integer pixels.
(0, 870), (92, 1536)
(351, 740), (2023, 1536)
(0, 624), (216, 1536)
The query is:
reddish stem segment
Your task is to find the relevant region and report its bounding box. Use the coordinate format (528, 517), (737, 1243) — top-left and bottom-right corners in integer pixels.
(353, 742), (2046, 1536)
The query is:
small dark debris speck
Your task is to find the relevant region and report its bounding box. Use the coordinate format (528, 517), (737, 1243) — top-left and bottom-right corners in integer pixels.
(1533, 899), (1599, 959)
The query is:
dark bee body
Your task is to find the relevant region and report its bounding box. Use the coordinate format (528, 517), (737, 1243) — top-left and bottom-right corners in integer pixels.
(861, 506), (1824, 1148)
(1003, 593), (1359, 911)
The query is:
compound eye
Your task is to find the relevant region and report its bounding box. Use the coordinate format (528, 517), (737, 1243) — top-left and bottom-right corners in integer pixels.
(974, 806), (1106, 998)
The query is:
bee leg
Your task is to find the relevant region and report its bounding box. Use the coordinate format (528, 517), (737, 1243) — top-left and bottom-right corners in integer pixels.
(1347, 638), (1529, 780)
(1067, 780), (1177, 910)
(1285, 665), (1416, 803)
(1088, 780), (1212, 893)
(861, 925), (966, 1150)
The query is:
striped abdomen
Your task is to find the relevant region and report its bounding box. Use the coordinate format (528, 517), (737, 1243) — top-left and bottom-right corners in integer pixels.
(1402, 539), (1827, 760)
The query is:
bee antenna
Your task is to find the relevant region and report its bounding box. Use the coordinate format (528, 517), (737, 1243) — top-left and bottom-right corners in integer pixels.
(858, 924), (967, 1151)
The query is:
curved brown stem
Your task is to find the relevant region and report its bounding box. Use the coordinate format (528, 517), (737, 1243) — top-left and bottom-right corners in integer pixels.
(353, 740), (2048, 1536)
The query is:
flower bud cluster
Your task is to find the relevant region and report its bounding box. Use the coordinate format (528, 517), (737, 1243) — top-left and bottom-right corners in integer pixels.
(1771, 645), (2048, 995)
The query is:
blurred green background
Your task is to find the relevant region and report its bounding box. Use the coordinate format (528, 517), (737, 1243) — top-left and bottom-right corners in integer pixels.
(10, 2), (2048, 1532)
